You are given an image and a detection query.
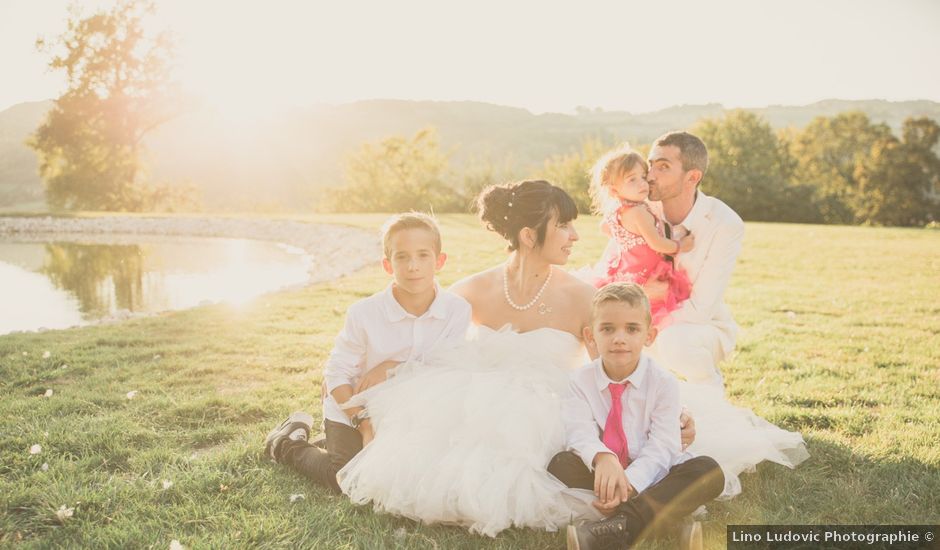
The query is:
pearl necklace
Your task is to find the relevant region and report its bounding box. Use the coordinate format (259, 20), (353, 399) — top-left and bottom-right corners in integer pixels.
(503, 265), (552, 311)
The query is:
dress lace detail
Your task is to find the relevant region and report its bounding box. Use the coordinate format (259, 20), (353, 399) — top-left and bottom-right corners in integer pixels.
(603, 200), (662, 280)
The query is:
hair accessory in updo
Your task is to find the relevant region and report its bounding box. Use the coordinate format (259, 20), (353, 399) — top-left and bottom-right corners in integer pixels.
(476, 180), (578, 252)
(504, 190), (515, 220)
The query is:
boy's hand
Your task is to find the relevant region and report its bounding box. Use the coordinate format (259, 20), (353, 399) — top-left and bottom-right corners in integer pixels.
(680, 408), (696, 450)
(358, 418), (374, 447)
(592, 453), (630, 506)
(679, 233), (695, 253)
(592, 495), (623, 517)
(355, 360), (401, 394)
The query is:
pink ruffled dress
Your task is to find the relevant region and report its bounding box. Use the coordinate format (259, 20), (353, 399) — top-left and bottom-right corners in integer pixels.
(596, 200), (691, 328)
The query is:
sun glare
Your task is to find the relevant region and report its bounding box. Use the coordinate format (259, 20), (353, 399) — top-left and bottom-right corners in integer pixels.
(148, 2), (311, 124)
(177, 47), (291, 124)
(3, 0), (940, 115)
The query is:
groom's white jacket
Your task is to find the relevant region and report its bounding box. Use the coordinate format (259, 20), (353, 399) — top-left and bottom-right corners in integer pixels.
(666, 191), (744, 359)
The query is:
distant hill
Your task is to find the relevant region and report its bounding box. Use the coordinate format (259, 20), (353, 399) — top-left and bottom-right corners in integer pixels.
(0, 100), (52, 206)
(2, 98), (939, 211)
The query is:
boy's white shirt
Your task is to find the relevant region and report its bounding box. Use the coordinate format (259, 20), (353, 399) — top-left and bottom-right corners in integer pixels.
(562, 353), (689, 493)
(322, 282), (472, 426)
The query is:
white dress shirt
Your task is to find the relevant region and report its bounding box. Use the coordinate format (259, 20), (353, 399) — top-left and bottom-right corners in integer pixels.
(668, 191), (744, 358)
(562, 354), (688, 493)
(322, 283), (472, 426)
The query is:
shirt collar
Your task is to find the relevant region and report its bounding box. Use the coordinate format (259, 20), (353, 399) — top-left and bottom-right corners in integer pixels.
(592, 354), (650, 393)
(677, 190), (709, 233)
(382, 281), (446, 322)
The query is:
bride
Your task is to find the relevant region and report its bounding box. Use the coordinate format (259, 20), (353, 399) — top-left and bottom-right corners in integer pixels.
(338, 180), (603, 536)
(337, 180), (805, 536)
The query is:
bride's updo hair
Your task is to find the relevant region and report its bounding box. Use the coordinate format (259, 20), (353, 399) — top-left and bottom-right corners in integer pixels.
(476, 180), (578, 251)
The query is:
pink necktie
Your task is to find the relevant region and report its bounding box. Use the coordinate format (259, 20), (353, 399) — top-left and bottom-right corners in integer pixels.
(602, 382), (630, 468)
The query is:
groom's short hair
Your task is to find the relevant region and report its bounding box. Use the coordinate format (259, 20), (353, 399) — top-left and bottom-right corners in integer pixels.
(655, 131), (709, 179)
(591, 283), (651, 325)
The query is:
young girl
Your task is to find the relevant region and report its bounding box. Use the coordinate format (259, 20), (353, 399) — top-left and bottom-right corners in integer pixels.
(587, 145), (693, 328)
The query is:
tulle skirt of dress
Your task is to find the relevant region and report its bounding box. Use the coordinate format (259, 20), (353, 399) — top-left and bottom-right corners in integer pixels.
(576, 243), (691, 330)
(337, 327), (599, 537)
(679, 383), (810, 499)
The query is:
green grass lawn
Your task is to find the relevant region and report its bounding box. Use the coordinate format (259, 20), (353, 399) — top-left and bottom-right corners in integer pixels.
(1, 214), (938, 549)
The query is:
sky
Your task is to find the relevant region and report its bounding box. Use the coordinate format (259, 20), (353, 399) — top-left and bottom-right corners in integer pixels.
(1, 0), (939, 116)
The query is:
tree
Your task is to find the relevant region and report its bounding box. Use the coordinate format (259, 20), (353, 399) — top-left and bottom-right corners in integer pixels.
(790, 112), (893, 223)
(42, 243), (144, 316)
(692, 111), (814, 222)
(327, 128), (453, 213)
(853, 117), (940, 226)
(452, 154), (520, 213)
(541, 138), (610, 214)
(28, 0), (187, 211)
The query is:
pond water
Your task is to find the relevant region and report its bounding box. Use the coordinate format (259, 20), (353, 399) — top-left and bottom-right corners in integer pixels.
(0, 237), (313, 335)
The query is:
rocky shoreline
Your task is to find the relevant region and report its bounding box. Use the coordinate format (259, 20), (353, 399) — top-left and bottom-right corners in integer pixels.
(0, 215), (381, 285)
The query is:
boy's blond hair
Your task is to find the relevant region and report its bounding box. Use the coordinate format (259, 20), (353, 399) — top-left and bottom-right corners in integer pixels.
(381, 212), (442, 259)
(588, 144), (648, 216)
(591, 283), (652, 325)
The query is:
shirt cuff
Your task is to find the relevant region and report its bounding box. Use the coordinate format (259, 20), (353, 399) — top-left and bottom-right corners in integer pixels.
(625, 461), (660, 494)
(324, 375), (353, 393)
(575, 442), (615, 471)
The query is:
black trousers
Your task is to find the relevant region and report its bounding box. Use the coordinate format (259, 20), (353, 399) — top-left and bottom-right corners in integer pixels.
(548, 452), (724, 542)
(282, 419), (363, 493)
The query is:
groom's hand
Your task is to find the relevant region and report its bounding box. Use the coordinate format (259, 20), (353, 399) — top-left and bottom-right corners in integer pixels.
(592, 453), (629, 506)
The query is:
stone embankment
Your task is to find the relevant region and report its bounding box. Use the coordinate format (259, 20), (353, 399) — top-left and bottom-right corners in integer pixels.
(0, 215), (381, 286)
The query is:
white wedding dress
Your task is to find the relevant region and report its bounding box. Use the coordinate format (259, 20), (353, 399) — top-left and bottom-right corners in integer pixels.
(337, 325), (809, 536)
(337, 325), (599, 537)
(678, 382), (809, 499)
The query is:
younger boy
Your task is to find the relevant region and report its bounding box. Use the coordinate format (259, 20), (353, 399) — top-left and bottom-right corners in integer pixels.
(263, 212), (472, 492)
(548, 283), (724, 550)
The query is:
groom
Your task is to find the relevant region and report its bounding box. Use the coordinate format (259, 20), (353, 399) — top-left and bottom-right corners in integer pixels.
(645, 131), (744, 389)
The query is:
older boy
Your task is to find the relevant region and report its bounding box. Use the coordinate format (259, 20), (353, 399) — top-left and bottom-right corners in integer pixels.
(264, 213), (472, 492)
(548, 283), (724, 550)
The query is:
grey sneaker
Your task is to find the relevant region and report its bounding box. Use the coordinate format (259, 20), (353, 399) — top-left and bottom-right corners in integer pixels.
(263, 411), (314, 462)
(566, 514), (632, 550)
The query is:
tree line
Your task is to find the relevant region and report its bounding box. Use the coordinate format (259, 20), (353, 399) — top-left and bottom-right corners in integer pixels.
(324, 112), (940, 226)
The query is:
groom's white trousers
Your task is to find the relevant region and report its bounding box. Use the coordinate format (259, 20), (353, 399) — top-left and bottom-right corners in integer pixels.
(646, 322), (726, 389)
